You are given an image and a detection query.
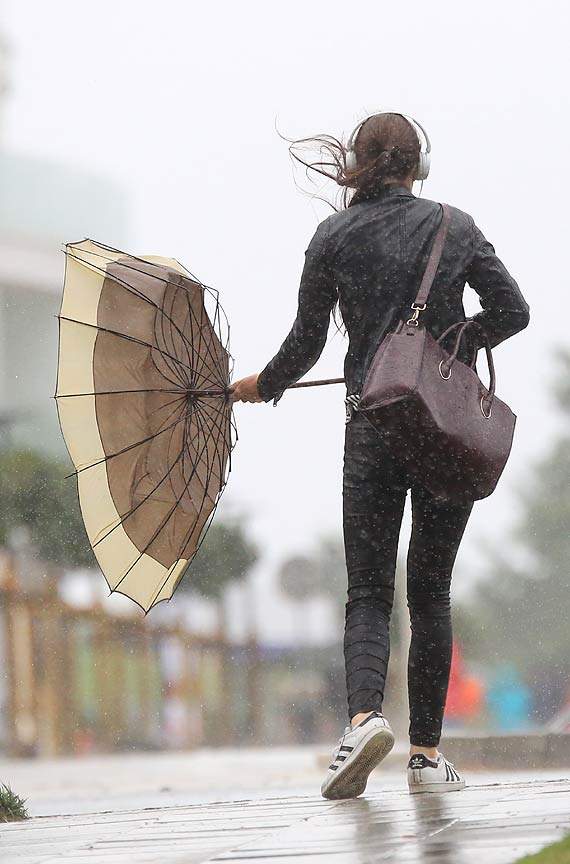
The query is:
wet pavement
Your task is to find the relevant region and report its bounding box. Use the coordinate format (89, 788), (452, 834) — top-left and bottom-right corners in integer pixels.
(1, 750), (569, 863)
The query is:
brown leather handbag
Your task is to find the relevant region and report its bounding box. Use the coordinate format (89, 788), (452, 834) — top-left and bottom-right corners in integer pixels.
(358, 204), (516, 503)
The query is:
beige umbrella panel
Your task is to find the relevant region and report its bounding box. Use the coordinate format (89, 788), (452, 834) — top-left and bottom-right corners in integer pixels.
(56, 240), (236, 613)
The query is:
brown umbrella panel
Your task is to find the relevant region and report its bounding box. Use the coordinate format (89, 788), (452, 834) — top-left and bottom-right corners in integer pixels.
(56, 240), (236, 612)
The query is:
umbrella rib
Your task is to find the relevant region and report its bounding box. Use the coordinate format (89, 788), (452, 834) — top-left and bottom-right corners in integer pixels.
(190, 295), (229, 389)
(71, 395), (187, 477)
(184, 298), (224, 390)
(196, 393), (238, 460)
(74, 240), (209, 292)
(70, 241), (224, 317)
(145, 398), (230, 608)
(166, 477), (229, 606)
(72, 239), (211, 294)
(186, 301), (208, 390)
(154, 291), (191, 387)
(148, 335), (191, 391)
(56, 388), (226, 398)
(65, 249), (201, 371)
(62, 267), (192, 393)
(149, 330), (189, 391)
(146, 392), (194, 429)
(189, 397), (227, 528)
(214, 298), (233, 376)
(186, 312), (229, 387)
(67, 240), (232, 369)
(180, 292), (202, 380)
(195, 406), (231, 506)
(59, 315), (195, 382)
(102, 394), (234, 608)
(194, 395), (235, 438)
(93, 405), (193, 554)
(183, 290), (200, 385)
(191, 399), (232, 487)
(66, 248), (230, 387)
(155, 283), (193, 383)
(106, 392), (224, 557)
(163, 280), (193, 372)
(181, 282), (229, 390)
(186, 296), (223, 388)
(179, 397), (226, 500)
(191, 401), (229, 513)
(111, 398), (225, 598)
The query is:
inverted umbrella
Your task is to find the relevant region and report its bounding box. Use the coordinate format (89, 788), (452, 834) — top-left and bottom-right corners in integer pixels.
(56, 240), (344, 612)
(56, 240), (238, 612)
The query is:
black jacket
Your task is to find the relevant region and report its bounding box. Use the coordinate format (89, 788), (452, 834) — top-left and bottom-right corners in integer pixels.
(257, 183), (530, 403)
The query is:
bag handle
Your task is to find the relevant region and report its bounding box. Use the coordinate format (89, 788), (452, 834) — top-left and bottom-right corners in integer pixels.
(406, 204), (451, 325)
(438, 321), (496, 416)
(437, 320), (480, 368)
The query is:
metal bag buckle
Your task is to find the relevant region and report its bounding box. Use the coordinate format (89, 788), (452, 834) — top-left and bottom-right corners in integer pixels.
(406, 303), (427, 327)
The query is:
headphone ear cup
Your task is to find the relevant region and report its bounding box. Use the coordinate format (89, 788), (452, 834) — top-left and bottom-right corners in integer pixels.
(415, 151), (431, 181)
(345, 149), (357, 171)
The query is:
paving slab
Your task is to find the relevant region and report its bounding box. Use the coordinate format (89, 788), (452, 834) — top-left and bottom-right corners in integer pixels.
(1, 777), (569, 864)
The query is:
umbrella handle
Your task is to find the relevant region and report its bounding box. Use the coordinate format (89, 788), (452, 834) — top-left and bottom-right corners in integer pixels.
(286, 377), (345, 390)
(187, 378), (346, 399)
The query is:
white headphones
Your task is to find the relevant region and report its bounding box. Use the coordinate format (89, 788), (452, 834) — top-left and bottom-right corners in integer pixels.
(345, 111), (431, 182)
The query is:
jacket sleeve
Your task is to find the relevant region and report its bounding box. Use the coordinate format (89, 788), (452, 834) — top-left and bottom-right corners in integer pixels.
(465, 217), (530, 349)
(256, 221), (337, 404)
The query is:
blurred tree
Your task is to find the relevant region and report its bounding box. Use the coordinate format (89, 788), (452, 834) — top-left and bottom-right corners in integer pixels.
(278, 554), (318, 600)
(279, 539), (346, 623)
(454, 348), (570, 702)
(313, 538), (348, 608)
(279, 539), (412, 649)
(181, 519), (258, 600)
(0, 448), (93, 568)
(0, 449), (259, 603)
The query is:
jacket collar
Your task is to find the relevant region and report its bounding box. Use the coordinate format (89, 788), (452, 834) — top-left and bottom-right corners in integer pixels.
(374, 183), (416, 199)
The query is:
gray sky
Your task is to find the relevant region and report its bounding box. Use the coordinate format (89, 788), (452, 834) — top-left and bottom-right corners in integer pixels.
(2, 0), (569, 605)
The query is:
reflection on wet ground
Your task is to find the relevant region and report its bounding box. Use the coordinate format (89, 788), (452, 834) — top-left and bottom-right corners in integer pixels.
(2, 777), (569, 863)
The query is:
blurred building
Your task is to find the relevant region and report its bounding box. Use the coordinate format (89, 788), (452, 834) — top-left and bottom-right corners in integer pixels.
(0, 33), (129, 454)
(0, 154), (129, 454)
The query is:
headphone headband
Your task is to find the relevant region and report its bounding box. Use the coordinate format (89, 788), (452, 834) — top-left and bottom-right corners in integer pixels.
(345, 110), (431, 182)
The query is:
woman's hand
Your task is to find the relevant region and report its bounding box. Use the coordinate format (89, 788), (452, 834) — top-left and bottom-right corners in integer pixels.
(229, 374), (263, 403)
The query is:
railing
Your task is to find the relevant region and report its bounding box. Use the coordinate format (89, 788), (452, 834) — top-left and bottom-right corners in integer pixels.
(0, 567), (350, 757)
(0, 574), (272, 757)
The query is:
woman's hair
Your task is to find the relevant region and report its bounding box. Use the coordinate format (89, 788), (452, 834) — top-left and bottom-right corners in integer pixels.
(287, 112), (421, 211)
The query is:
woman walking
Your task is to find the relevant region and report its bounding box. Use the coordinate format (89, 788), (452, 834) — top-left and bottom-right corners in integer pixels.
(230, 112), (530, 799)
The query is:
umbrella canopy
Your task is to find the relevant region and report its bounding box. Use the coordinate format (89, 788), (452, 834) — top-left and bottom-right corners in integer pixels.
(56, 240), (236, 612)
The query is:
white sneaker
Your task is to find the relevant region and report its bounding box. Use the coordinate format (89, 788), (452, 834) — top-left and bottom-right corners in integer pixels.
(407, 752), (466, 794)
(321, 711), (395, 800)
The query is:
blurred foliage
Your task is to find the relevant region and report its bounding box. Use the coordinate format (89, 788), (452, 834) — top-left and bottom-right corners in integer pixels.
(455, 348), (570, 676)
(182, 519), (258, 599)
(279, 539), (346, 604)
(279, 537), (346, 618)
(0, 447), (259, 599)
(279, 554), (318, 600)
(0, 449), (93, 568)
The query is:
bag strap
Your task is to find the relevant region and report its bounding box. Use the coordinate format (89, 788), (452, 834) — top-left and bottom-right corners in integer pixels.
(410, 204), (451, 312)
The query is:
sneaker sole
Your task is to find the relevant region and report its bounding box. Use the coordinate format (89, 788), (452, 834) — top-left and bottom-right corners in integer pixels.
(321, 726), (395, 800)
(408, 780), (466, 794)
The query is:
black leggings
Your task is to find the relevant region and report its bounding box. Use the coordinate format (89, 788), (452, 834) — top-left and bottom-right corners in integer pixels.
(343, 412), (474, 747)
